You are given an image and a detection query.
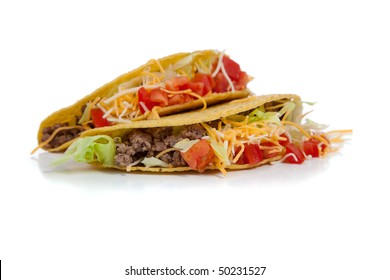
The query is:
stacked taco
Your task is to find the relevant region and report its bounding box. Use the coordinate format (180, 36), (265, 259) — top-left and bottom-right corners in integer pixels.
(34, 50), (351, 174)
(34, 50), (251, 153)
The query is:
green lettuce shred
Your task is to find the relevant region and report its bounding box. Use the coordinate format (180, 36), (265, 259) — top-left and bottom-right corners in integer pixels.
(278, 101), (296, 118)
(141, 157), (168, 168)
(173, 139), (200, 153)
(248, 108), (281, 124)
(248, 101), (298, 124)
(77, 102), (92, 124)
(210, 139), (230, 166)
(52, 135), (116, 167)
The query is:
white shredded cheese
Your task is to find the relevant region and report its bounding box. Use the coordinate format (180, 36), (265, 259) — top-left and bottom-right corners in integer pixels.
(96, 103), (108, 113)
(122, 100), (133, 109)
(106, 117), (132, 123)
(215, 130), (225, 138)
(119, 107), (128, 119)
(139, 101), (149, 113)
(212, 50), (224, 77)
(102, 108), (114, 119)
(219, 56), (235, 92)
(103, 84), (162, 105)
(126, 158), (143, 171)
(271, 153), (298, 165)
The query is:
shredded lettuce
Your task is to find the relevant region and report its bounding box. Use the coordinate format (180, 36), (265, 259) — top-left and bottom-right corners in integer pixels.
(248, 108), (281, 124)
(302, 119), (328, 131)
(52, 135), (115, 167)
(248, 101), (299, 124)
(78, 102), (92, 124)
(170, 55), (194, 70)
(210, 139), (230, 166)
(301, 101), (317, 106)
(162, 69), (177, 81)
(278, 101), (296, 118)
(173, 139), (200, 153)
(141, 157), (168, 168)
(195, 57), (213, 74)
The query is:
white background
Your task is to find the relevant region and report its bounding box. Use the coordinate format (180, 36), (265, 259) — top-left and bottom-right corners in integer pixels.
(0, 0), (389, 279)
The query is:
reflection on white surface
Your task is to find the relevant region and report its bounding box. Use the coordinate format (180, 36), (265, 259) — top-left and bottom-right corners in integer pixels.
(33, 151), (333, 190)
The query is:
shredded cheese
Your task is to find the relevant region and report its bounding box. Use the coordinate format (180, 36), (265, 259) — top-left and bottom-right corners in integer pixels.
(148, 59), (165, 73)
(139, 102), (149, 113)
(220, 57), (235, 92)
(326, 129), (353, 134)
(211, 50), (235, 92)
(88, 50), (248, 125)
(271, 153), (298, 165)
(103, 85), (161, 105)
(141, 71), (162, 83)
(212, 51), (224, 77)
(103, 108), (114, 119)
(213, 157), (227, 176)
(126, 158), (143, 171)
(283, 120), (312, 139)
(155, 148), (178, 159)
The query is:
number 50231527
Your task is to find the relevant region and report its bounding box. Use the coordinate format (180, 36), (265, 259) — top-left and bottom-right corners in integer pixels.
(218, 266), (266, 276)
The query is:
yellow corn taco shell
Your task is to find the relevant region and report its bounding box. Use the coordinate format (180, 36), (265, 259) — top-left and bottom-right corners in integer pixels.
(56, 94), (308, 174)
(35, 50), (252, 153)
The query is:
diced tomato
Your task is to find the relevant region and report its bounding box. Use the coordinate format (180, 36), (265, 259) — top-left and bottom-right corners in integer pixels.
(261, 135), (289, 158)
(284, 143), (305, 164)
(244, 144), (263, 164)
(165, 76), (190, 91)
(181, 139), (215, 172)
(235, 144), (263, 165)
(138, 87), (170, 113)
(261, 141), (279, 159)
(149, 88), (168, 107)
(91, 108), (111, 128)
(223, 56), (241, 81)
(193, 73), (214, 95)
(182, 81), (204, 95)
(236, 152), (247, 164)
(167, 94), (192, 106)
(278, 133), (290, 147)
(138, 87), (158, 113)
(233, 71), (250, 90)
(303, 138), (328, 158)
(213, 72), (229, 93)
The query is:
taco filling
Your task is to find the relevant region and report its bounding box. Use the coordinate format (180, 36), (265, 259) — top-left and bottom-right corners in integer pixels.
(53, 98), (351, 174)
(37, 50), (251, 152)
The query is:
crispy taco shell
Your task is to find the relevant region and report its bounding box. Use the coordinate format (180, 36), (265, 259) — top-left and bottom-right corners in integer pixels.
(37, 50), (251, 152)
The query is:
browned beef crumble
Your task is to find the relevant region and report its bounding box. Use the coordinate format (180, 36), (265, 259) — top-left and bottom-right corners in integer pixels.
(114, 124), (206, 168)
(41, 123), (85, 149)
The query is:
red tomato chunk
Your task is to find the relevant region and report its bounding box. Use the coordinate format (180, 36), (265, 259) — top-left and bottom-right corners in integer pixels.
(236, 144), (263, 165)
(283, 143), (305, 164)
(91, 108), (111, 128)
(181, 140), (215, 172)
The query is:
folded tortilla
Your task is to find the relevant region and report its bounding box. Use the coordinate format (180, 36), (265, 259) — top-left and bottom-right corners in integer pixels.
(35, 50), (252, 153)
(52, 94), (342, 174)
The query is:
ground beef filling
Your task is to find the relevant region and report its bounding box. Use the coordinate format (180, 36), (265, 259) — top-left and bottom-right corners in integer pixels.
(114, 124), (206, 168)
(41, 123), (85, 149)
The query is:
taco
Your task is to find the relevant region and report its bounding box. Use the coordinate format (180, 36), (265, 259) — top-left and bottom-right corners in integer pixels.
(52, 94), (351, 174)
(34, 50), (252, 153)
